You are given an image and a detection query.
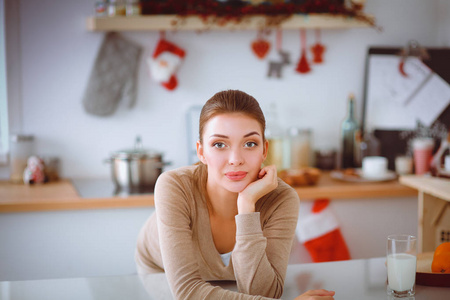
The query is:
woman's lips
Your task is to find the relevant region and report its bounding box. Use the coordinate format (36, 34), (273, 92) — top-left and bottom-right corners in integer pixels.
(225, 171), (248, 180)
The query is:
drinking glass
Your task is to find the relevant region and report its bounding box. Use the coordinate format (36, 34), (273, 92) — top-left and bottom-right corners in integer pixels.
(387, 235), (417, 297)
(412, 138), (434, 175)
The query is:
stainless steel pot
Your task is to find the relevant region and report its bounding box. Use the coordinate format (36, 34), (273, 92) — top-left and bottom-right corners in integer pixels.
(105, 137), (169, 192)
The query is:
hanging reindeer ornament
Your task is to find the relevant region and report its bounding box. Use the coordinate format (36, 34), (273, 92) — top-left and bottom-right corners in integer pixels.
(267, 29), (291, 78)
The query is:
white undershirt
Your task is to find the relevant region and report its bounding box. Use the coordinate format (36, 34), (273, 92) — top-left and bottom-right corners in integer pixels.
(220, 251), (232, 266)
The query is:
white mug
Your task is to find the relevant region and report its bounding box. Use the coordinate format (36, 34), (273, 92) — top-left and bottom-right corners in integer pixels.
(362, 156), (388, 179)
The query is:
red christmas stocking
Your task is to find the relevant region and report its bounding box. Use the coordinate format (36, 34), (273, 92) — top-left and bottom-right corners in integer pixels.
(297, 199), (351, 262)
(147, 35), (186, 91)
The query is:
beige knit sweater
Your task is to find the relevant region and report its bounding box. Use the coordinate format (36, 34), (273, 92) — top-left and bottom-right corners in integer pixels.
(136, 164), (300, 299)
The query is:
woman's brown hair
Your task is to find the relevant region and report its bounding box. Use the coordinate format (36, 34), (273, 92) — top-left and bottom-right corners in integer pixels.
(199, 90), (266, 144)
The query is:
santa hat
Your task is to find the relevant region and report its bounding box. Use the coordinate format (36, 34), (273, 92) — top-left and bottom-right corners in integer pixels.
(147, 38), (186, 91)
(297, 199), (350, 262)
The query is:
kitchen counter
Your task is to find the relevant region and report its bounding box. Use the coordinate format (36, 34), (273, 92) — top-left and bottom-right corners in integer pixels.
(0, 172), (417, 213)
(1, 257), (449, 300)
(0, 179), (154, 213)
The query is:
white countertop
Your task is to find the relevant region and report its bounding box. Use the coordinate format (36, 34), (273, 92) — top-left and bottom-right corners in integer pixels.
(1, 257), (449, 300)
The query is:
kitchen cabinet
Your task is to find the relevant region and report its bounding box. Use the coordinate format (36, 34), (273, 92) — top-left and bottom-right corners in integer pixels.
(0, 176), (418, 281)
(86, 14), (374, 32)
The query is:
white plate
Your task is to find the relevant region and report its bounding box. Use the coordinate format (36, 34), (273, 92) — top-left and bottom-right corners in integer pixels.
(330, 169), (397, 183)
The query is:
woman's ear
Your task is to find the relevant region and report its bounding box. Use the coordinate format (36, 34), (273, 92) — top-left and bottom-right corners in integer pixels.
(263, 140), (269, 161)
(196, 141), (207, 164)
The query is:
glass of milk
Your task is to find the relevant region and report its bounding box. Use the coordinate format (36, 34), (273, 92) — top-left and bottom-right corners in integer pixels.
(386, 235), (417, 297)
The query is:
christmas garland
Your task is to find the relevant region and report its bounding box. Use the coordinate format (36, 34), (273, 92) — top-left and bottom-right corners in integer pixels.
(141, 0), (375, 28)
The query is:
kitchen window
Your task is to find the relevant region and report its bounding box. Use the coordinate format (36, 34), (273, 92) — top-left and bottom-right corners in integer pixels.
(0, 0), (8, 164)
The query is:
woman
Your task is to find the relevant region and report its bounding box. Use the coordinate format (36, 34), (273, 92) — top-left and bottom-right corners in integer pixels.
(136, 90), (335, 300)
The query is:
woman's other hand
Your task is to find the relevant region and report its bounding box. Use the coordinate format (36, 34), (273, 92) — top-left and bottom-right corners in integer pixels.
(293, 289), (335, 300)
(237, 165), (278, 214)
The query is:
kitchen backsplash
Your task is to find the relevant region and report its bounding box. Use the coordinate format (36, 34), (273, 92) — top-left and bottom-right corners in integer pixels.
(2, 0), (449, 179)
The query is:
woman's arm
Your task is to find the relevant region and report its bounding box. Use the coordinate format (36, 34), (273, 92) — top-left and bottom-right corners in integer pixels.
(232, 182), (300, 298)
(154, 171), (276, 300)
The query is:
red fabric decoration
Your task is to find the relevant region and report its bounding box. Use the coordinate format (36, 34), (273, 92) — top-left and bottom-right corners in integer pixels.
(310, 29), (326, 64)
(147, 34), (186, 91)
(251, 31), (271, 59)
(297, 199), (351, 263)
(296, 29), (311, 74)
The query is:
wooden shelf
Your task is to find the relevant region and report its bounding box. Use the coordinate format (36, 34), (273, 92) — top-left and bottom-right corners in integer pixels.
(399, 175), (450, 253)
(399, 175), (450, 201)
(86, 14), (374, 32)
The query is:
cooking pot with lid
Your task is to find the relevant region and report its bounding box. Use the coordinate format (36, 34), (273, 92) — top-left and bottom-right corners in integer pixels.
(105, 136), (170, 193)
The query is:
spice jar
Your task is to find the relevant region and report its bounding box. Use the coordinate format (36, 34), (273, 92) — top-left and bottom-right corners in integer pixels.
(126, 0), (141, 16)
(107, 0), (126, 16)
(288, 127), (312, 169)
(9, 134), (34, 183)
(94, 1), (107, 16)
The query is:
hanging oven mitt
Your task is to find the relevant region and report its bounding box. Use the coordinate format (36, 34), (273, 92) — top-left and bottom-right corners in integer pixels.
(83, 32), (142, 116)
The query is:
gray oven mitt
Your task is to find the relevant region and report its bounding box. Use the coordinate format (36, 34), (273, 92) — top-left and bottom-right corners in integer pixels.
(83, 32), (142, 116)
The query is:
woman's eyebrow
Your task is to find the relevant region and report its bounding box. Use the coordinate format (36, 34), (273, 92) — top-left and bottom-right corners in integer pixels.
(209, 134), (228, 139)
(243, 131), (260, 138)
(209, 131), (260, 139)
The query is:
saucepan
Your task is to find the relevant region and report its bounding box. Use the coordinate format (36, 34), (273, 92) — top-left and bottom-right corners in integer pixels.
(105, 136), (170, 192)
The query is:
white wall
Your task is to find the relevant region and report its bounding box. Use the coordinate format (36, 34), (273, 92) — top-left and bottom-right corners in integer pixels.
(1, 0), (446, 179)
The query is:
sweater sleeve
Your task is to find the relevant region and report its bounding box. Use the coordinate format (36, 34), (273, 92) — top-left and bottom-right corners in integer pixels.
(154, 171), (276, 300)
(232, 185), (300, 298)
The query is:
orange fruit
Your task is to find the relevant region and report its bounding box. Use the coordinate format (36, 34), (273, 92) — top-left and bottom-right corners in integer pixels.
(434, 242), (450, 256)
(431, 242), (450, 273)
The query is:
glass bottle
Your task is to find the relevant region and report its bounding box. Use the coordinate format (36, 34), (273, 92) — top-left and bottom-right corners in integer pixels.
(264, 103), (284, 171)
(340, 93), (359, 169)
(355, 130), (382, 167)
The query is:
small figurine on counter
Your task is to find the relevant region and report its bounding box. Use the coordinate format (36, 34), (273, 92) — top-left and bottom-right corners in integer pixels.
(23, 156), (46, 184)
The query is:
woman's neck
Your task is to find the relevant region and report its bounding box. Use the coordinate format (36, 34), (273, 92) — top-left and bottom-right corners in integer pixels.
(205, 180), (239, 220)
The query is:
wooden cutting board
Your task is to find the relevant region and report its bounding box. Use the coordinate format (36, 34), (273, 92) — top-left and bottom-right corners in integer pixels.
(416, 252), (450, 287)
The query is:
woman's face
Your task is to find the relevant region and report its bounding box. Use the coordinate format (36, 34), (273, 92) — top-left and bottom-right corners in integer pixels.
(197, 113), (268, 194)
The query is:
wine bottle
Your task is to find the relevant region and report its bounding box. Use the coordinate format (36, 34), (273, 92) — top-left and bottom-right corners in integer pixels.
(341, 94), (359, 169)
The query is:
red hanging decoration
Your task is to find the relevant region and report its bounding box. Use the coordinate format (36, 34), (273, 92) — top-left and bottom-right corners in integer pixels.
(296, 29), (311, 74)
(398, 59), (408, 77)
(251, 30), (271, 59)
(310, 29), (326, 64)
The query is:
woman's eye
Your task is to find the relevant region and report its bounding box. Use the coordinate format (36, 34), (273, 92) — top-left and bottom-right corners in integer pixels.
(213, 142), (226, 149)
(245, 142), (257, 148)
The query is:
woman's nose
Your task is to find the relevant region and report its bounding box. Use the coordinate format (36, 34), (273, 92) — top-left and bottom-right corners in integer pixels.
(228, 148), (244, 166)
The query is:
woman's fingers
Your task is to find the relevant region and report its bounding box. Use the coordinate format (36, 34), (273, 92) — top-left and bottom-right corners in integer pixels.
(293, 289), (335, 300)
(304, 289), (335, 296)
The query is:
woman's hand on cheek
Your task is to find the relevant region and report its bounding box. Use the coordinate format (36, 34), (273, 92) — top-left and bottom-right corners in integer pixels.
(237, 165), (278, 214)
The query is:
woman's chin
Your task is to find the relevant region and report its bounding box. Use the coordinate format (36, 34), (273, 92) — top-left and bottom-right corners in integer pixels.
(224, 181), (249, 194)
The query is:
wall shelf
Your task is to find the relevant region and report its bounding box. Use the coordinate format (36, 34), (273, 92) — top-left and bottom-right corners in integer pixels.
(86, 14), (374, 32)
